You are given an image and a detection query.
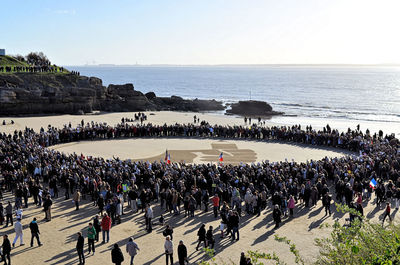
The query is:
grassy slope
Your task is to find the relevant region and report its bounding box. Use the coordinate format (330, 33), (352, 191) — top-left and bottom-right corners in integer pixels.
(0, 55), (69, 74)
(0, 55), (30, 67)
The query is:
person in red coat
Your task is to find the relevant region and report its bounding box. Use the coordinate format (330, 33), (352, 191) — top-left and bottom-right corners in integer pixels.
(101, 213), (112, 243)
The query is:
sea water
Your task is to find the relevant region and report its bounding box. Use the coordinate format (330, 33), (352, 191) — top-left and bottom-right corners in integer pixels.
(72, 65), (400, 135)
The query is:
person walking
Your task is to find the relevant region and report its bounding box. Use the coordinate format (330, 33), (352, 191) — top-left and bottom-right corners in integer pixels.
(111, 243), (124, 265)
(73, 190), (81, 211)
(126, 237), (140, 265)
(2, 235), (11, 265)
(87, 223), (96, 254)
(206, 226), (215, 249)
(5, 202), (13, 227)
(177, 240), (188, 265)
(12, 218), (23, 247)
(101, 213), (111, 243)
(382, 202), (392, 226)
(29, 217), (42, 247)
(76, 232), (85, 265)
(164, 236), (174, 265)
(196, 224), (207, 250)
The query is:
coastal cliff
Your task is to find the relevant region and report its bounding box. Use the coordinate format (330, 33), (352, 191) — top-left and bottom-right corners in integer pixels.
(0, 73), (281, 117)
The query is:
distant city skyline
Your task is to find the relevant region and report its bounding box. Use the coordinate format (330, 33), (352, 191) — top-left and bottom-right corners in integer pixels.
(2, 0), (400, 66)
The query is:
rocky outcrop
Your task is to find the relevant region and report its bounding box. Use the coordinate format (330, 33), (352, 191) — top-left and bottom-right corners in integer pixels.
(0, 73), (227, 115)
(151, 95), (225, 112)
(0, 74), (103, 114)
(226, 100), (283, 117)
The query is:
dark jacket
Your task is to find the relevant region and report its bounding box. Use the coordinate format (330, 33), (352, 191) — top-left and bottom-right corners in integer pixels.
(29, 221), (40, 234)
(197, 226), (206, 241)
(76, 235), (84, 250)
(43, 198), (53, 211)
(177, 244), (187, 260)
(111, 245), (124, 264)
(2, 238), (11, 254)
(206, 229), (215, 243)
(273, 208), (282, 222)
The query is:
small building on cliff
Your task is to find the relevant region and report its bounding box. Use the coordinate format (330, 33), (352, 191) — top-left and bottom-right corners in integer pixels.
(0, 49), (5, 56)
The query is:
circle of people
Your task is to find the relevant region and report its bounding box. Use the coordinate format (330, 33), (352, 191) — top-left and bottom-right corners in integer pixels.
(0, 119), (399, 265)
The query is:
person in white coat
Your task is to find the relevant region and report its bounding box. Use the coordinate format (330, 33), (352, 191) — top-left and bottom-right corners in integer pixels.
(145, 205), (153, 232)
(126, 237), (140, 265)
(12, 218), (24, 247)
(164, 236), (173, 265)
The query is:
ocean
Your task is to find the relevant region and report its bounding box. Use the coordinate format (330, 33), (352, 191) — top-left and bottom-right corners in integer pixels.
(72, 65), (400, 135)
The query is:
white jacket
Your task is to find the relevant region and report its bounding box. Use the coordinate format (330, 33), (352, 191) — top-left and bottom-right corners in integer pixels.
(146, 207), (153, 219)
(14, 221), (23, 234)
(164, 240), (173, 254)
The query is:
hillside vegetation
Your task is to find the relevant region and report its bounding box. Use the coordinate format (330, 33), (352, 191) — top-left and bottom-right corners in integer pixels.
(0, 55), (30, 67)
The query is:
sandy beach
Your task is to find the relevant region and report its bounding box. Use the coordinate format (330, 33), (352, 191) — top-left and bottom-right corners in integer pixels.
(2, 180), (393, 265)
(0, 111), (389, 265)
(50, 138), (349, 165)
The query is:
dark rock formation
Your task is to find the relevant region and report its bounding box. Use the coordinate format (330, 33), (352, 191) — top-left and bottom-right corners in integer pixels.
(226, 100), (283, 117)
(151, 96), (225, 112)
(0, 73), (227, 115)
(145, 92), (156, 100)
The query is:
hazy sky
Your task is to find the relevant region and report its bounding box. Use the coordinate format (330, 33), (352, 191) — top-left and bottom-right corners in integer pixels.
(2, 0), (400, 65)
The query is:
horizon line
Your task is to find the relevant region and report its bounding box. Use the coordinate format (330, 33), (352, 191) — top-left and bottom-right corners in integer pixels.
(66, 63), (400, 67)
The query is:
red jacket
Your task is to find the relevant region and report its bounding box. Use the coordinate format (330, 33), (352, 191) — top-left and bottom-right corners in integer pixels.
(211, 196), (220, 207)
(101, 215), (112, 231)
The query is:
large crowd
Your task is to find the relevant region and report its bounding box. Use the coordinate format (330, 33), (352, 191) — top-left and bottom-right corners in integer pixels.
(0, 118), (399, 265)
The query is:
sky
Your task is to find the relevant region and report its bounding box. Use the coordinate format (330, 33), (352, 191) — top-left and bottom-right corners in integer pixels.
(1, 0), (400, 65)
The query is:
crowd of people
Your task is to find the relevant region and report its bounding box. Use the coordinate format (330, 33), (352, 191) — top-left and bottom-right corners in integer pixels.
(0, 118), (399, 264)
(0, 65), (65, 73)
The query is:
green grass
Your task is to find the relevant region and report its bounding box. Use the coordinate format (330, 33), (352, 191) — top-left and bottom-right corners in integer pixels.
(0, 55), (29, 67)
(0, 55), (69, 74)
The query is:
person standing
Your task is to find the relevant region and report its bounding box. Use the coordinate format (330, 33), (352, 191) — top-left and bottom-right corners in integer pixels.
(0, 203), (4, 226)
(126, 237), (140, 265)
(240, 252), (248, 265)
(288, 195), (295, 217)
(211, 194), (220, 218)
(5, 202), (13, 227)
(322, 193), (332, 216)
(101, 213), (111, 243)
(2, 235), (11, 265)
(29, 217), (42, 247)
(12, 218), (23, 247)
(111, 243), (124, 265)
(196, 224), (207, 250)
(164, 236), (174, 265)
(163, 225), (174, 240)
(97, 194), (105, 215)
(73, 190), (81, 211)
(145, 205), (153, 232)
(43, 195), (53, 221)
(177, 240), (188, 265)
(93, 215), (101, 242)
(87, 223), (96, 254)
(231, 211), (240, 241)
(128, 188), (138, 213)
(76, 232), (85, 265)
(273, 205), (282, 229)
